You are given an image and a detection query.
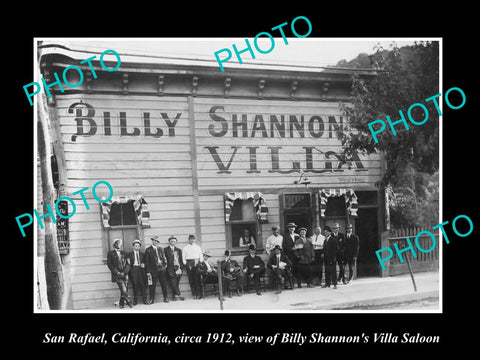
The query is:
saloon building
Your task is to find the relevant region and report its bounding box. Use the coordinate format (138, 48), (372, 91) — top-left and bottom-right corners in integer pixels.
(36, 41), (385, 309)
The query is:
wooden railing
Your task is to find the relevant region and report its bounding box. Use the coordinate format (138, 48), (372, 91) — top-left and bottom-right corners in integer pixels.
(388, 227), (439, 275)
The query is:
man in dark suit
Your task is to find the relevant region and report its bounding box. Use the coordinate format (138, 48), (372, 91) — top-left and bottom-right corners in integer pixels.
(294, 227), (315, 288)
(144, 235), (169, 303)
(164, 236), (185, 301)
(242, 244), (266, 295)
(107, 238), (133, 308)
(283, 222), (299, 278)
(196, 251), (220, 299)
(128, 239), (148, 305)
(322, 226), (339, 289)
(344, 224), (360, 282)
(332, 223), (347, 284)
(220, 250), (243, 297)
(267, 245), (293, 293)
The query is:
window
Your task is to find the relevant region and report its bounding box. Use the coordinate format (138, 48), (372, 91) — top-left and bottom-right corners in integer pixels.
(108, 201), (138, 226)
(325, 196), (347, 217)
(227, 199), (261, 252)
(284, 193), (311, 209)
(101, 196), (151, 262)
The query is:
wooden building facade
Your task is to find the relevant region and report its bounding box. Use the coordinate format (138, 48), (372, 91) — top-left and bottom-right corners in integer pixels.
(37, 42), (385, 309)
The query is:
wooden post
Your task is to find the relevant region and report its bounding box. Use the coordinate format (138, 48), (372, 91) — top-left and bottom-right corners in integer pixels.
(217, 260), (224, 310)
(404, 252), (417, 292)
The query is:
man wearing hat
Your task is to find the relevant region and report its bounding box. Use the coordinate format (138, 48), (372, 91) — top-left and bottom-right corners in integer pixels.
(145, 235), (169, 303)
(267, 245), (293, 293)
(182, 235), (203, 299)
(164, 236), (185, 301)
(283, 222), (299, 276)
(127, 239), (148, 305)
(196, 251), (218, 299)
(332, 223), (347, 284)
(220, 250), (243, 297)
(323, 226), (339, 289)
(106, 238), (133, 308)
(293, 227), (315, 288)
(265, 226), (283, 256)
(344, 224), (360, 282)
(242, 244), (266, 295)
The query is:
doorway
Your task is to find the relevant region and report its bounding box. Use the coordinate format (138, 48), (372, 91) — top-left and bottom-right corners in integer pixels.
(355, 207), (380, 277)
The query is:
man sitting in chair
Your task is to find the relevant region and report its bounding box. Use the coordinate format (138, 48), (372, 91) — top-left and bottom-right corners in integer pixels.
(220, 250), (243, 297)
(196, 251), (218, 299)
(242, 244), (266, 295)
(267, 245), (293, 294)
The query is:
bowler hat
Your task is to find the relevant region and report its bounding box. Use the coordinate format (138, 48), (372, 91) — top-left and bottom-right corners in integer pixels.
(248, 244), (256, 251)
(224, 249), (231, 256)
(287, 222), (297, 228)
(324, 226), (332, 232)
(273, 245), (282, 251)
(132, 239), (141, 246)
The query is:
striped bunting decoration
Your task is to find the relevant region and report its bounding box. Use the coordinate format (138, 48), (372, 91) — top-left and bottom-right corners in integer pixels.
(101, 195), (151, 229)
(224, 192), (268, 223)
(318, 189), (358, 217)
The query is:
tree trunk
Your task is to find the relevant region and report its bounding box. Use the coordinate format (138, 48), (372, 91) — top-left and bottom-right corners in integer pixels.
(37, 98), (66, 310)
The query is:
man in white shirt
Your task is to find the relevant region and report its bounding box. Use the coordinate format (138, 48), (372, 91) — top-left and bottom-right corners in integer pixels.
(265, 226), (284, 256)
(311, 226), (326, 286)
(182, 234), (203, 299)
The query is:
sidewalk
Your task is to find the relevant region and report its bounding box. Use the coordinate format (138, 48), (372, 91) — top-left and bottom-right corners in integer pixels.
(94, 271), (440, 312)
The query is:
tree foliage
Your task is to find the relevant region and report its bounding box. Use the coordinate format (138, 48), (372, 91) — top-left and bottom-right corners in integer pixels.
(338, 42), (440, 227)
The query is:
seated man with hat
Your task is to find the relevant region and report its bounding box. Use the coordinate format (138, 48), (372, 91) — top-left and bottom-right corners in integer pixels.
(220, 250), (243, 297)
(267, 245), (293, 293)
(196, 251), (222, 300)
(106, 238), (133, 308)
(128, 239), (148, 305)
(242, 244), (266, 295)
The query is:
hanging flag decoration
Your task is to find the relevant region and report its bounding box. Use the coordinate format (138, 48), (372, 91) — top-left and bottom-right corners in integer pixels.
(224, 192), (268, 223)
(101, 195), (151, 229)
(318, 189), (359, 217)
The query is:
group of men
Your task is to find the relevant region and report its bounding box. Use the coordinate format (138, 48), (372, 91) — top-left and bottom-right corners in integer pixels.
(106, 222), (359, 308)
(265, 222), (360, 291)
(106, 235), (187, 308)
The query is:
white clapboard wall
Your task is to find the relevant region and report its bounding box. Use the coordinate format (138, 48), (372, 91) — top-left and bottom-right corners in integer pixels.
(53, 93), (381, 309)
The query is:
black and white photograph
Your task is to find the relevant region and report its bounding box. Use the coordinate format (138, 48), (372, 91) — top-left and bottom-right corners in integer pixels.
(8, 7), (479, 354)
(30, 37), (442, 313)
